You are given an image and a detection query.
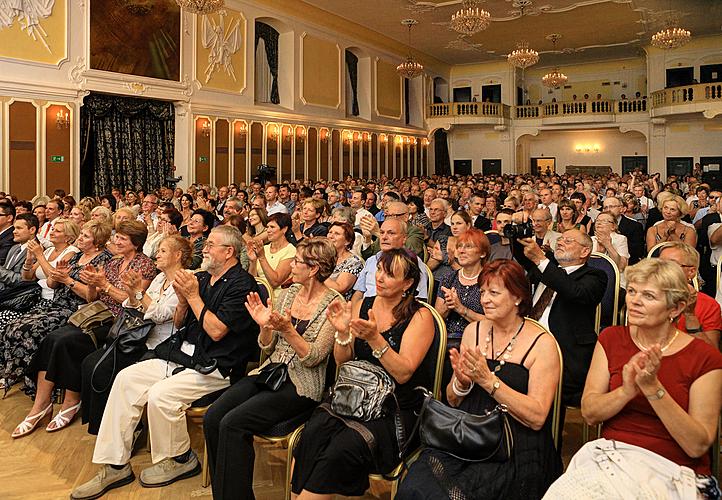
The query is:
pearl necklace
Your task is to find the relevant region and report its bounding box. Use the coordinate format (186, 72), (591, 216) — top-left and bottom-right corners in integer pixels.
(460, 268), (481, 281)
(481, 319), (526, 374)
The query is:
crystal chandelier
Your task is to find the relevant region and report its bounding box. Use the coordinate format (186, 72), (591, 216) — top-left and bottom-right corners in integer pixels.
(542, 34), (567, 89)
(450, 0), (491, 36)
(651, 25), (691, 49)
(175, 0), (224, 15)
(397, 20), (424, 79)
(507, 41), (539, 69)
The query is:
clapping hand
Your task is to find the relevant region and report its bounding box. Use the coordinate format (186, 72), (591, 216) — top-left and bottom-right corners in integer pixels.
(173, 269), (199, 301)
(685, 284), (698, 314)
(350, 309), (380, 342)
(27, 238), (43, 258)
(245, 291), (272, 327)
(48, 259), (71, 284)
(80, 264), (105, 288)
(449, 346), (473, 389)
(460, 344), (494, 389)
(359, 215), (379, 241)
(441, 286), (461, 311)
(326, 299), (352, 335)
(269, 309), (294, 335)
(629, 344), (663, 392)
(120, 269), (142, 294)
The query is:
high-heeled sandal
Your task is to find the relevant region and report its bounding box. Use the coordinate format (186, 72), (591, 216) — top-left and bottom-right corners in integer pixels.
(46, 402), (81, 432)
(11, 403), (53, 438)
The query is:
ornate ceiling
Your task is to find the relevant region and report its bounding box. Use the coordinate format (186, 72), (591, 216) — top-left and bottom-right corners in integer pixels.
(301, 0), (722, 67)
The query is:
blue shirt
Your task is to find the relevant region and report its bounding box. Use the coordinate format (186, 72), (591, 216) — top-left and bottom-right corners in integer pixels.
(353, 252), (429, 300)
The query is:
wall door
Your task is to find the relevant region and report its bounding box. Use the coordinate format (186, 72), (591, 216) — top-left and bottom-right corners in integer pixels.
(454, 159), (472, 175)
(622, 156), (648, 175)
(453, 87), (471, 102)
(701, 157), (722, 191)
(667, 157), (693, 177)
(481, 84), (501, 103)
(482, 159), (502, 175)
(531, 157), (555, 175)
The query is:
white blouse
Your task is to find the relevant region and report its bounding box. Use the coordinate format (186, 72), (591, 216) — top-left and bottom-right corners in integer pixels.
(122, 271), (179, 349)
(37, 245), (79, 300)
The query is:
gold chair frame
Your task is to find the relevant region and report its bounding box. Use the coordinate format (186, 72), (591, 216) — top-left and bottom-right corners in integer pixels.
(423, 262), (434, 303)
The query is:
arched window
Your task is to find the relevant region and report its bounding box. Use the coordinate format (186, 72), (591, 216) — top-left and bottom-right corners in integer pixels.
(255, 21), (280, 104)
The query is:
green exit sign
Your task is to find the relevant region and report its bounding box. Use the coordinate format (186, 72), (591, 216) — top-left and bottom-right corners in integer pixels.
(50, 155), (64, 163)
(199, 155), (209, 163)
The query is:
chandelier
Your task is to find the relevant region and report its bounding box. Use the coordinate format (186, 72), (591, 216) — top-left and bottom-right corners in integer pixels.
(450, 0), (491, 36)
(507, 41), (539, 69)
(651, 25), (691, 49)
(175, 0), (224, 15)
(542, 34), (567, 89)
(397, 19), (424, 79)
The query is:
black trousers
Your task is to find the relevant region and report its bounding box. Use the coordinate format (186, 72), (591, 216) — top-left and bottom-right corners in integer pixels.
(203, 375), (316, 500)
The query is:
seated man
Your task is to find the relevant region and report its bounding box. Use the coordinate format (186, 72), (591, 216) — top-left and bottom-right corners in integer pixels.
(359, 201), (424, 259)
(71, 225), (259, 499)
(659, 242), (721, 348)
(513, 229), (607, 408)
(353, 217), (428, 306)
(530, 207), (561, 252)
(0, 213), (38, 291)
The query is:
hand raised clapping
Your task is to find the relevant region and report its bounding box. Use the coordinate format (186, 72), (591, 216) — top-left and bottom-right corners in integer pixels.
(326, 299), (352, 335)
(245, 291), (273, 327)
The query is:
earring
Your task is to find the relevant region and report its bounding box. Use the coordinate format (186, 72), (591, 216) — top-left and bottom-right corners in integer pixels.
(515, 302), (520, 306)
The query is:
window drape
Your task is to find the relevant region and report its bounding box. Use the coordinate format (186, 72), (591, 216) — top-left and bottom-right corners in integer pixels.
(255, 21), (280, 105)
(345, 50), (359, 116)
(80, 93), (175, 196)
(255, 38), (272, 103)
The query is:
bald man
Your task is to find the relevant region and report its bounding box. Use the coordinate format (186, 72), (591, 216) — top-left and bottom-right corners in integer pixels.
(360, 201), (424, 259)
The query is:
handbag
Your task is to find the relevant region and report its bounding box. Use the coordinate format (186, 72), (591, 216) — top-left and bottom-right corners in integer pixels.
(106, 307), (155, 355)
(543, 438), (697, 500)
(68, 300), (114, 347)
(330, 360), (396, 421)
(255, 361), (290, 391)
(0, 281), (41, 312)
(417, 388), (513, 462)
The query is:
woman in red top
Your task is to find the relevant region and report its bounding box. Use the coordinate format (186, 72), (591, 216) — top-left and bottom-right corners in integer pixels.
(552, 258), (722, 498)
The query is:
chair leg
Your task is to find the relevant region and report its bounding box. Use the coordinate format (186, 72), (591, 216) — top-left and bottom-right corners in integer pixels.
(582, 421), (590, 444)
(390, 478), (399, 499)
(201, 443), (210, 488)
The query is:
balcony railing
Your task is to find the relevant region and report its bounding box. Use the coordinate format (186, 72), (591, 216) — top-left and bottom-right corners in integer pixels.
(651, 82), (722, 108)
(428, 102), (509, 118)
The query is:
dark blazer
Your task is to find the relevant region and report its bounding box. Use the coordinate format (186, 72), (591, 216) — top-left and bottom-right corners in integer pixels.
(0, 243), (27, 291)
(617, 215), (645, 264)
(0, 226), (14, 266)
(513, 242), (607, 406)
(473, 214), (492, 231)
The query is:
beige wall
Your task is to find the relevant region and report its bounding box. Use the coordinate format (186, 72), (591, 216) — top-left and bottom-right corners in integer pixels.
(376, 59), (402, 119)
(301, 34), (341, 109)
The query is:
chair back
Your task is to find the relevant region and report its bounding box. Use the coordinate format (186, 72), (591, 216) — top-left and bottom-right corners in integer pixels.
(588, 252), (621, 333)
(524, 317), (564, 451)
(484, 230), (501, 246)
(418, 301), (448, 399)
(255, 276), (273, 308)
(422, 262), (435, 304)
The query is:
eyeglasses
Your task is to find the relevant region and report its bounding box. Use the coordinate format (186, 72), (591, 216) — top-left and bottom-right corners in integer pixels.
(558, 236), (583, 245)
(203, 242), (231, 250)
(292, 258), (315, 266)
(385, 212), (408, 218)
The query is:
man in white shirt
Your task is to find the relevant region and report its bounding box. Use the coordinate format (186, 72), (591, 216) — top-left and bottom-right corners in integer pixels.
(38, 199), (62, 245)
(265, 185), (288, 216)
(350, 189), (372, 226)
(136, 194), (159, 230)
(538, 188), (558, 221)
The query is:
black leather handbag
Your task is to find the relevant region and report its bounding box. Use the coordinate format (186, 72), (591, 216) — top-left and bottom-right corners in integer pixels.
(107, 307), (155, 355)
(418, 389), (513, 462)
(0, 281), (41, 312)
(255, 361), (290, 391)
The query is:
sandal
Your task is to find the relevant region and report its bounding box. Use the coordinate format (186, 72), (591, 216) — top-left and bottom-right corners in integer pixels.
(46, 402), (81, 432)
(12, 403), (53, 438)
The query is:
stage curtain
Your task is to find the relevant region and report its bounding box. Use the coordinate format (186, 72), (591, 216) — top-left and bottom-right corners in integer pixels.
(255, 22), (280, 105)
(345, 50), (359, 116)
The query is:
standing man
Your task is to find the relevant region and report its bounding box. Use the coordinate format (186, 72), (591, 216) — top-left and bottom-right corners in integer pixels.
(539, 188), (558, 221)
(278, 184), (295, 214)
(265, 185), (288, 216)
(215, 186), (229, 219)
(349, 189), (372, 227)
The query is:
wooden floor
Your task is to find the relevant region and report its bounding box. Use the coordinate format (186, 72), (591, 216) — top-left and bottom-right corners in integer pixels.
(0, 387), (588, 500)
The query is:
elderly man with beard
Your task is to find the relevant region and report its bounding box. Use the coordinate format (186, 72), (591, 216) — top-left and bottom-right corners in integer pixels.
(71, 225), (259, 499)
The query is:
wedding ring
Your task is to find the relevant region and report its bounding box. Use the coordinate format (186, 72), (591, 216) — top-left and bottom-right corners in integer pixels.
(470, 365), (478, 373)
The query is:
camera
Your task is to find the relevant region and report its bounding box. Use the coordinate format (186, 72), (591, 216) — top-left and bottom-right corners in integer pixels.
(255, 164), (277, 185)
(503, 220), (534, 239)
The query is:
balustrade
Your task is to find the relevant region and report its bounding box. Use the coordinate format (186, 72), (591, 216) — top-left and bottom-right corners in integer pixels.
(428, 101), (507, 118)
(651, 82), (722, 108)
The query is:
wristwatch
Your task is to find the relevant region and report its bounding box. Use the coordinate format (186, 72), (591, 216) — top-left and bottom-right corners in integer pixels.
(372, 343), (390, 359)
(134, 290), (144, 301)
(646, 388), (666, 400)
(489, 378), (501, 397)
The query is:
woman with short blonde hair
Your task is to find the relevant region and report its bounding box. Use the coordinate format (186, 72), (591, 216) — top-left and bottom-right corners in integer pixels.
(646, 195), (696, 251)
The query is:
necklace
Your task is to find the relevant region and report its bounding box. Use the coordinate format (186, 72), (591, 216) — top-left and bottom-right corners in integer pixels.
(460, 268), (481, 281)
(482, 319), (526, 373)
(633, 328), (679, 352)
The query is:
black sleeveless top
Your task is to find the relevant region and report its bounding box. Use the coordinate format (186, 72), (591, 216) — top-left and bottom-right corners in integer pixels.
(355, 297), (435, 410)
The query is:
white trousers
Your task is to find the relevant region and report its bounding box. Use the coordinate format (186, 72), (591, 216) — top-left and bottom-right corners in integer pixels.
(92, 358), (229, 465)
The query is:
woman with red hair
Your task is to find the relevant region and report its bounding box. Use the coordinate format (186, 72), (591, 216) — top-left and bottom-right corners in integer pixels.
(398, 259), (563, 499)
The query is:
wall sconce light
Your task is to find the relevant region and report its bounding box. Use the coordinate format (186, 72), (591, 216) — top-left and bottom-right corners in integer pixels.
(56, 109), (70, 130)
(380, 134), (387, 143)
(269, 124), (279, 141)
(237, 122), (247, 137)
(362, 132), (369, 142)
(320, 128), (329, 143)
(404, 137), (411, 144)
(201, 120), (211, 138)
(344, 132), (352, 144)
(422, 138), (429, 146)
(575, 144), (600, 153)
(296, 127), (306, 143)
(282, 126), (293, 144)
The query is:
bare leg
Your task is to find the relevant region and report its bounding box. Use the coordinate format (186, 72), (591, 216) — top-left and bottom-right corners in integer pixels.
(297, 491), (333, 500)
(28, 371), (53, 414)
(58, 390), (80, 412)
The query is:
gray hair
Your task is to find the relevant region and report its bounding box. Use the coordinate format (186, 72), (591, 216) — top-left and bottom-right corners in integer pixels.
(332, 206), (355, 225)
(211, 225), (244, 258)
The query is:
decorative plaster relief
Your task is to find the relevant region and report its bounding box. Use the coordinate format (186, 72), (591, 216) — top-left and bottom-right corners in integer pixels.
(201, 10), (242, 84)
(0, 0), (55, 53)
(124, 81), (148, 95)
(68, 56), (86, 85)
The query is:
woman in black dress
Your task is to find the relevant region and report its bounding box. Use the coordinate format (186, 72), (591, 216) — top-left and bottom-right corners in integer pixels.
(291, 248), (436, 498)
(397, 260), (562, 500)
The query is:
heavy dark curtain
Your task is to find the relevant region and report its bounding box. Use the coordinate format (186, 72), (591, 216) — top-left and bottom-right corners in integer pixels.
(255, 21), (280, 105)
(80, 93), (174, 196)
(434, 129), (451, 175)
(345, 50), (359, 116)
(405, 77), (410, 125)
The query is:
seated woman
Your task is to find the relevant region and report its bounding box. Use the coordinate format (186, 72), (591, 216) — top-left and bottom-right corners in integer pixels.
(324, 222), (363, 301)
(81, 234), (191, 435)
(69, 206), (89, 226)
(447, 210), (473, 269)
(546, 259), (722, 498)
(13, 221), (155, 437)
(646, 195), (697, 252)
(291, 248), (436, 499)
(90, 206), (112, 225)
(0, 220), (111, 395)
(143, 208), (182, 260)
(398, 260), (563, 500)
(185, 209), (214, 270)
(0, 218), (79, 329)
(178, 193), (194, 235)
(248, 213), (295, 300)
(591, 212), (630, 283)
(553, 199), (587, 234)
(244, 207), (269, 245)
(204, 239), (339, 500)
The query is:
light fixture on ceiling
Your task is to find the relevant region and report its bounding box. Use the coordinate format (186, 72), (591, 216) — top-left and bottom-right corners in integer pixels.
(651, 24), (691, 49)
(507, 41), (539, 69)
(450, 0), (491, 36)
(542, 34), (568, 89)
(397, 19), (424, 79)
(174, 0), (224, 15)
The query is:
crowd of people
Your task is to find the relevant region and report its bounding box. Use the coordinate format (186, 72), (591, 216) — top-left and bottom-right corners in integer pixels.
(0, 166), (719, 499)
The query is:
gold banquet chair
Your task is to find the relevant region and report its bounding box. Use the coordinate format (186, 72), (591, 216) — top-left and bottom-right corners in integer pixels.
(287, 301), (448, 500)
(187, 277), (274, 488)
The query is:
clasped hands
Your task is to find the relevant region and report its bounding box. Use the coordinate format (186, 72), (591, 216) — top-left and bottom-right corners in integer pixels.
(450, 344), (495, 393)
(326, 299), (381, 344)
(172, 269), (200, 305)
(440, 286), (462, 311)
(621, 344), (663, 398)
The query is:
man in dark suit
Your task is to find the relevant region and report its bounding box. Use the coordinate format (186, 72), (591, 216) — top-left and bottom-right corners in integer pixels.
(0, 201), (15, 266)
(468, 194), (491, 231)
(0, 213), (39, 292)
(513, 229), (607, 407)
(602, 196), (645, 264)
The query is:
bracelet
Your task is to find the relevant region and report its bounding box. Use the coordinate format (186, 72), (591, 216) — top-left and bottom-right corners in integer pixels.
(104, 283), (112, 294)
(686, 326), (703, 334)
(452, 377), (473, 397)
(334, 330), (353, 346)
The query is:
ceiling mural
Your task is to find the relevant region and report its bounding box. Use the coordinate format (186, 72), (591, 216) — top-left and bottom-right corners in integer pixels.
(302, 0), (722, 67)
